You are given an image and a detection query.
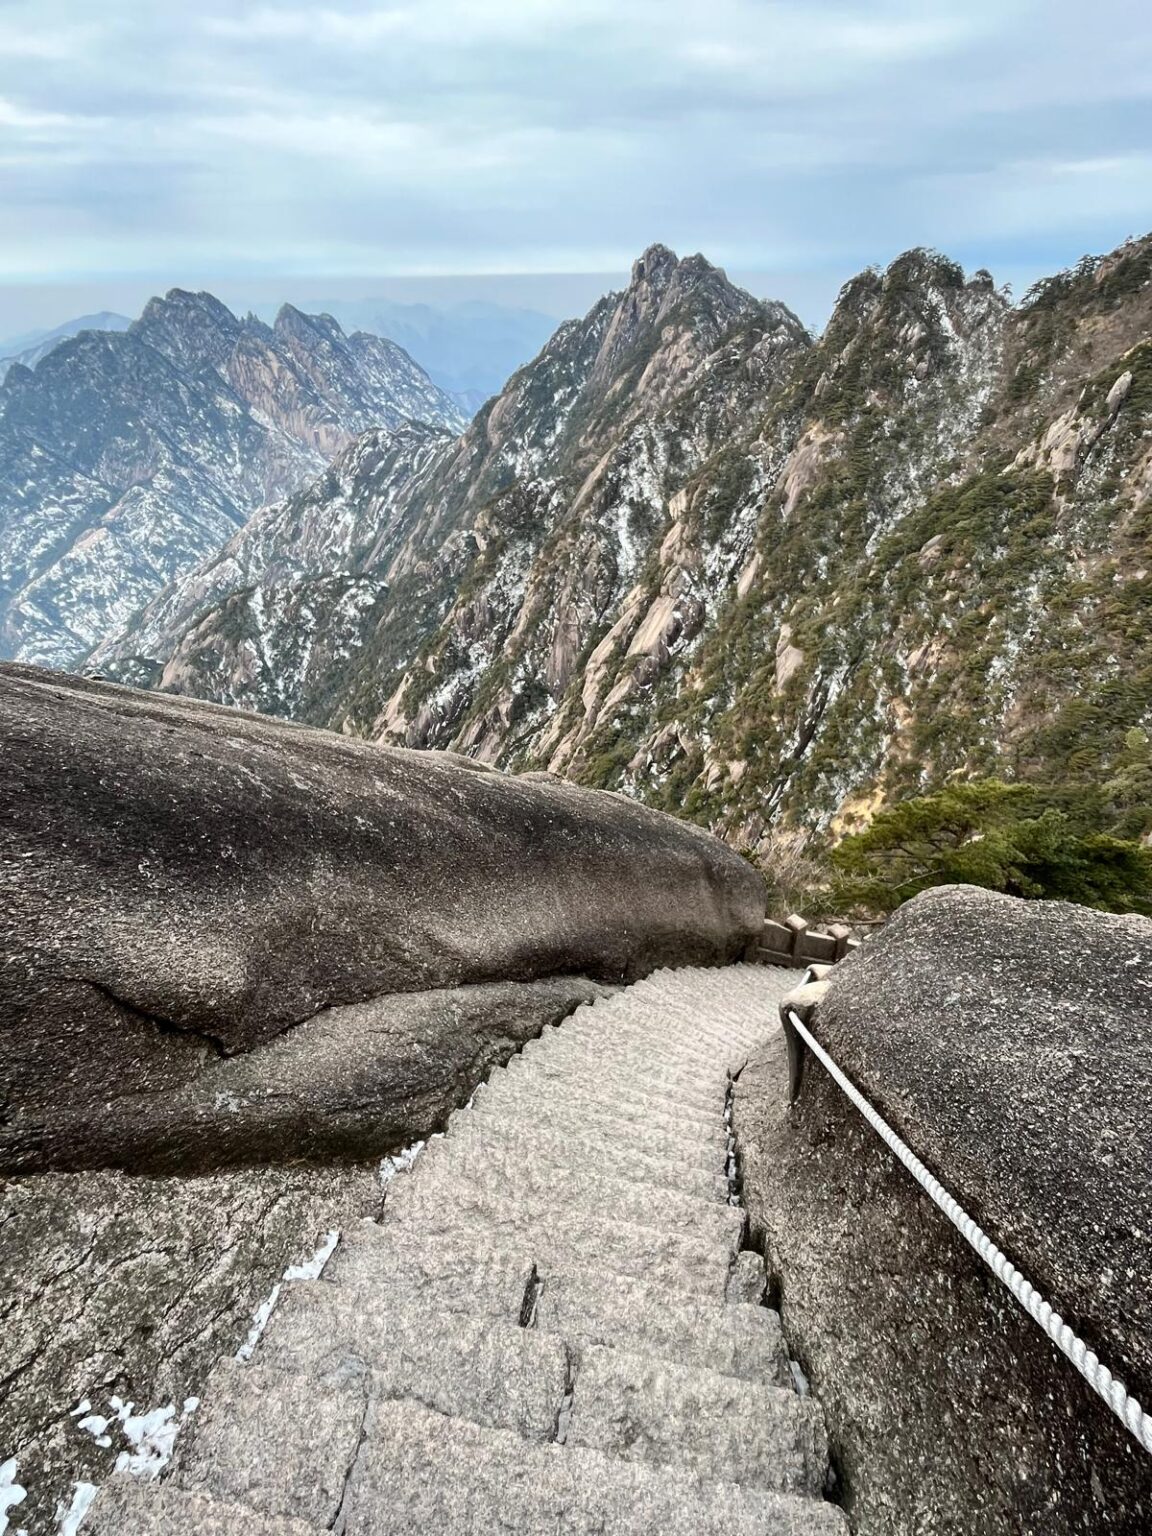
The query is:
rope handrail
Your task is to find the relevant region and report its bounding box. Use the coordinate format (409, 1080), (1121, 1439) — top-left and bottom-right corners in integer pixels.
(784, 1003), (1152, 1459)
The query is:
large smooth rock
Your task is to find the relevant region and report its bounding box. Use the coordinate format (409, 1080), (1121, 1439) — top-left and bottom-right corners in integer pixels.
(18, 975), (606, 1174)
(0, 664), (762, 1172)
(735, 885), (1152, 1535)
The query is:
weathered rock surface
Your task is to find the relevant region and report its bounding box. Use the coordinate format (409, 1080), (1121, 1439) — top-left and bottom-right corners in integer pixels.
(735, 885), (1152, 1535)
(87, 1484), (322, 1536)
(0, 1161), (378, 1534)
(0, 664), (762, 1174)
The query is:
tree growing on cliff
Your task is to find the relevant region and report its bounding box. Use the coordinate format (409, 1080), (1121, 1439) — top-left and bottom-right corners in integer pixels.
(830, 778), (1152, 916)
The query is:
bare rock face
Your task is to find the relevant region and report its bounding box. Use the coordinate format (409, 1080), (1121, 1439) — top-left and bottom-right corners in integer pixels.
(734, 885), (1152, 1535)
(0, 663), (762, 1175)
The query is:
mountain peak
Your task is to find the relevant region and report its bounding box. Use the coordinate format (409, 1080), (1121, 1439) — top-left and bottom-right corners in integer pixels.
(137, 288), (239, 331)
(882, 247), (968, 293)
(627, 245), (741, 307)
(133, 289), (242, 372)
(602, 243), (759, 369)
(273, 303), (347, 348)
(630, 243), (680, 288)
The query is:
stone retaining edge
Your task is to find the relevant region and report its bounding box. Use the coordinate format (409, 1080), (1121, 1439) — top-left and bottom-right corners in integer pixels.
(744, 914), (862, 969)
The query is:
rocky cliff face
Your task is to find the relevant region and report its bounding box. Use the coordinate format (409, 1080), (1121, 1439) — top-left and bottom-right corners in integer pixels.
(0, 294), (465, 668)
(99, 237), (1152, 858)
(98, 247), (808, 720)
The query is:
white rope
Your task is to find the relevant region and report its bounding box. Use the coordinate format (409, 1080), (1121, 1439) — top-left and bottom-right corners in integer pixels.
(785, 1005), (1152, 1458)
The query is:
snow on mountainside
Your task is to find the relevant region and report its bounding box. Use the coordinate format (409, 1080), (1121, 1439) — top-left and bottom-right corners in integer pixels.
(0, 293), (465, 667)
(98, 246), (799, 721)
(99, 237), (1152, 863)
(95, 421), (455, 710)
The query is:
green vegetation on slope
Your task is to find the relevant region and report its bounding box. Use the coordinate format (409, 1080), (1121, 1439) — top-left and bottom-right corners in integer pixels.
(829, 779), (1152, 917)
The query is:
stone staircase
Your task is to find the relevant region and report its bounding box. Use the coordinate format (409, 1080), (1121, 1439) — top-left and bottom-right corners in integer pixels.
(87, 965), (847, 1535)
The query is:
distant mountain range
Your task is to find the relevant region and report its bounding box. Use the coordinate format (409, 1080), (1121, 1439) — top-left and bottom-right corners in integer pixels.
(0, 312), (132, 380)
(282, 299), (560, 408)
(0, 292), (464, 666)
(96, 246), (805, 717)
(95, 234), (1152, 868)
(1, 296), (559, 410)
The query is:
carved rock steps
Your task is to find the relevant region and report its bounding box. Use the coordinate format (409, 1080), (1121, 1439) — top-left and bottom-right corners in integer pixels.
(89, 964), (846, 1534)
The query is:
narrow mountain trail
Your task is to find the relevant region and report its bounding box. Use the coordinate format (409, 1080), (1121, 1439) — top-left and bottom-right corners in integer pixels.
(88, 964), (846, 1535)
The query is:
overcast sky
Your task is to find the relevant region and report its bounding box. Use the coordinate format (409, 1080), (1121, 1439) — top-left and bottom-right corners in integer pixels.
(1, 0), (1150, 335)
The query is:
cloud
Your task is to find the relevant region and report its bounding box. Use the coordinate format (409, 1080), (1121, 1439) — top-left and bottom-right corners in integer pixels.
(0, 97), (102, 137)
(0, 17), (94, 60)
(916, 152), (1152, 244)
(0, 0), (1149, 295)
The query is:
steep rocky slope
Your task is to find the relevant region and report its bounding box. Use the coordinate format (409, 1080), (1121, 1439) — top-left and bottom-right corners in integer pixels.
(99, 247), (808, 719)
(101, 237), (1152, 861)
(0, 294), (464, 667)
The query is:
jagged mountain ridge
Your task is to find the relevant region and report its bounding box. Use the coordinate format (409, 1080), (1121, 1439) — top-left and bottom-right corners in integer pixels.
(98, 246), (801, 716)
(0, 293), (465, 667)
(99, 237), (1152, 860)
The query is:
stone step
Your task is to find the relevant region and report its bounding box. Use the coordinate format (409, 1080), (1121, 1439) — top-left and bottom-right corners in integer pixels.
(517, 1032), (735, 1088)
(444, 1114), (729, 1202)
(515, 1038), (730, 1107)
(529, 1005), (741, 1046)
(491, 1052), (722, 1121)
(501, 1050), (722, 1118)
(534, 1267), (791, 1385)
(542, 1011), (760, 1062)
(467, 1082), (729, 1162)
(419, 1123), (728, 1210)
(558, 1001), (762, 1040)
(341, 1397), (849, 1536)
(637, 962), (802, 999)
(526, 1008), (751, 1057)
(586, 1019), (768, 1056)
(170, 1359), (365, 1529)
(574, 989), (771, 1038)
(386, 1173), (742, 1254)
(336, 1212), (730, 1302)
(86, 1483), (322, 1535)
(376, 1192), (737, 1297)
(523, 1030), (749, 1080)
(404, 1141), (743, 1245)
(473, 1071), (726, 1149)
(626, 994), (780, 1025)
(568, 1345), (829, 1496)
(464, 1100), (726, 1176)
(324, 1219), (532, 1318)
(254, 1290), (568, 1443)
(583, 968), (773, 1003)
